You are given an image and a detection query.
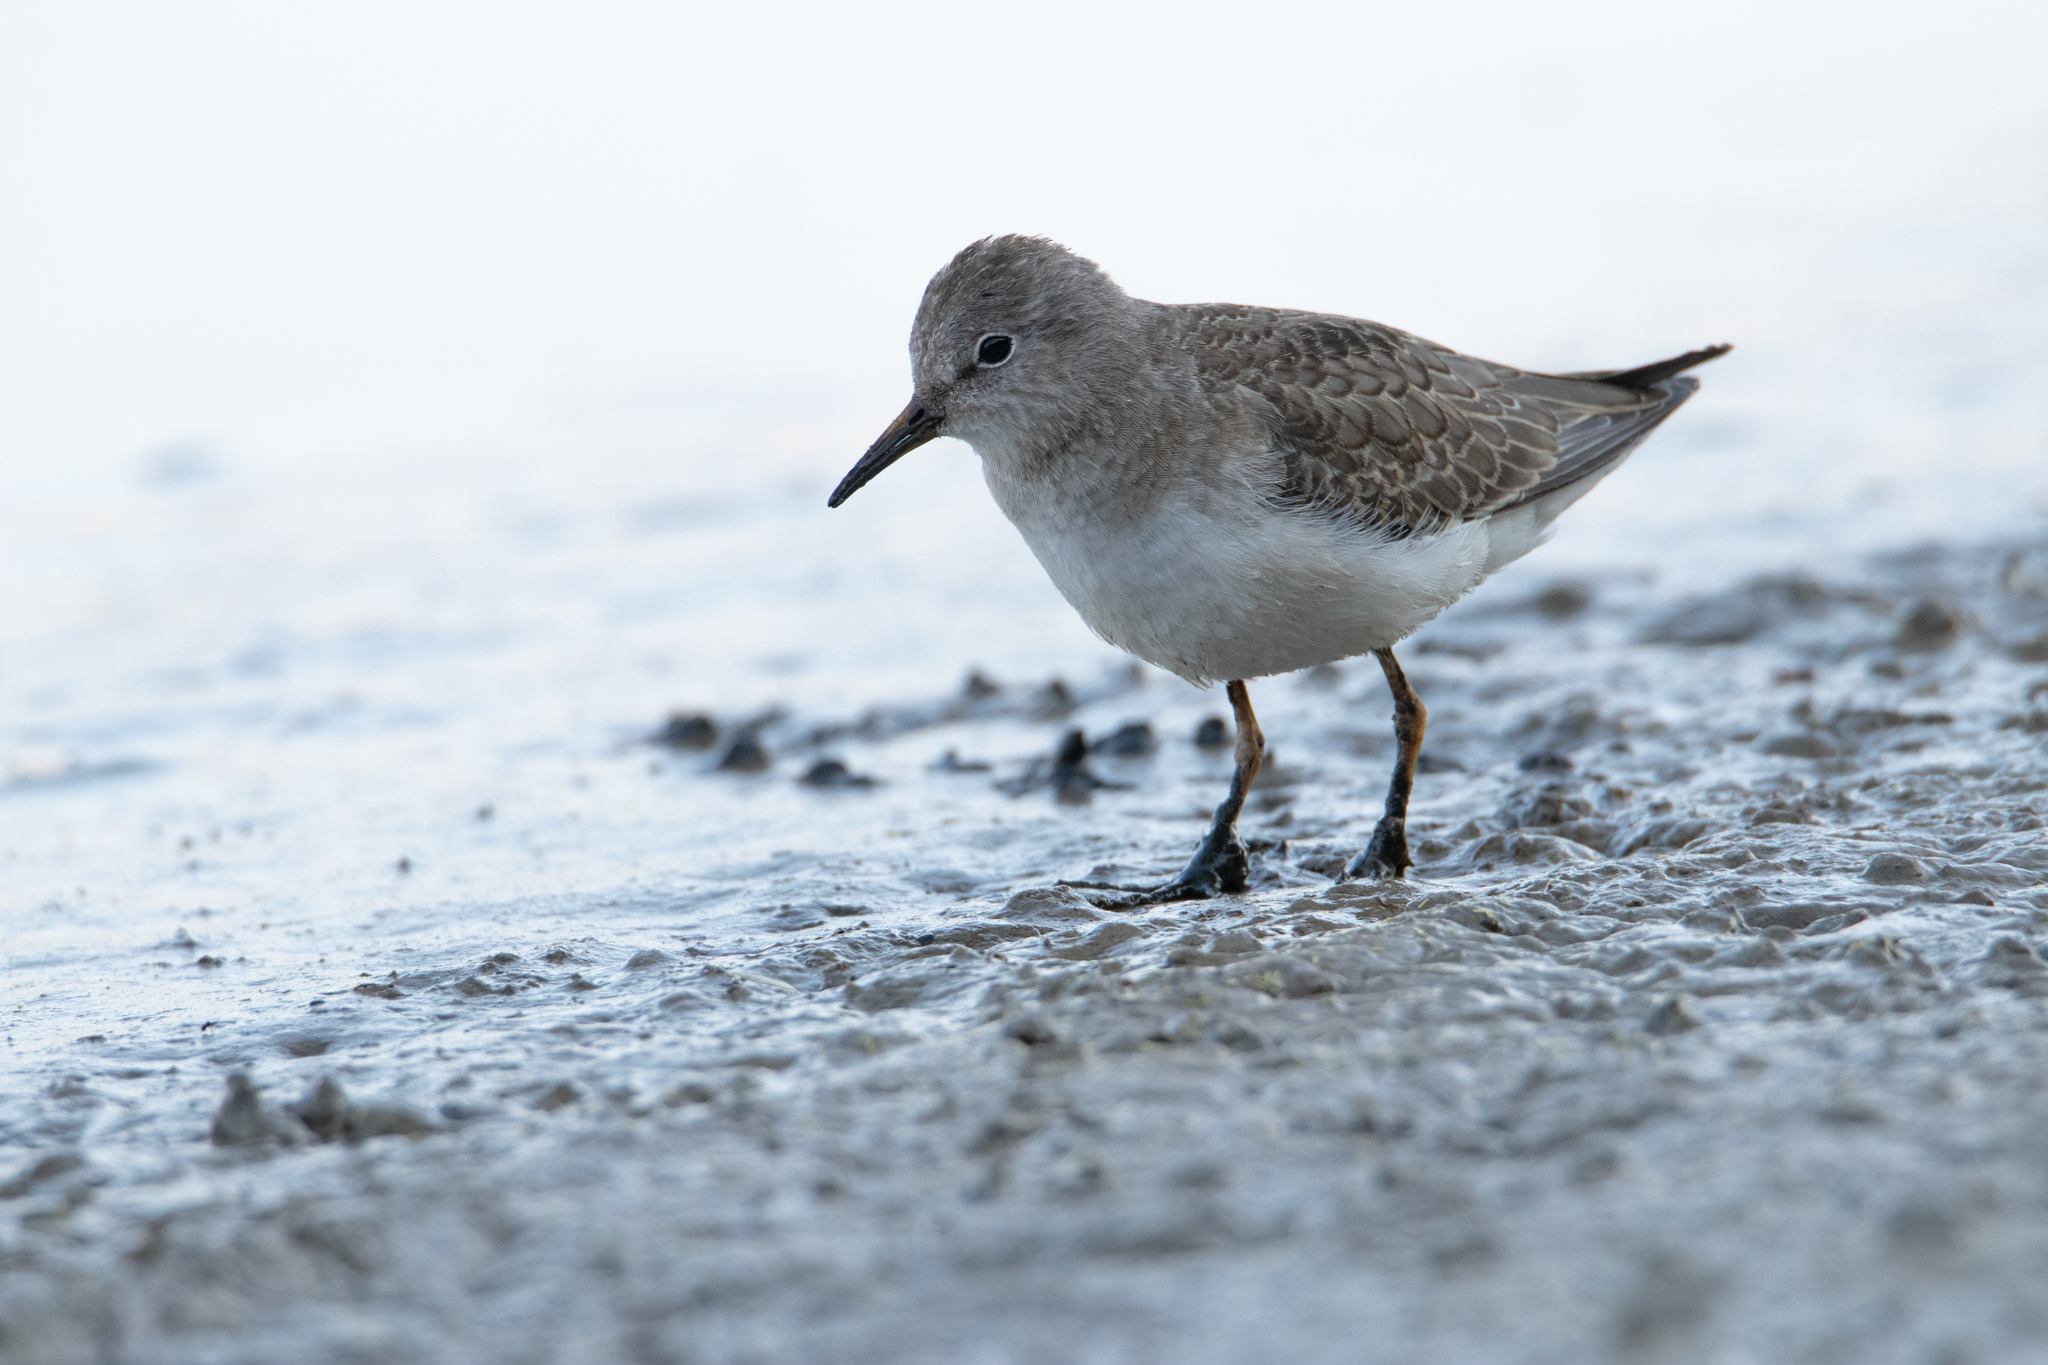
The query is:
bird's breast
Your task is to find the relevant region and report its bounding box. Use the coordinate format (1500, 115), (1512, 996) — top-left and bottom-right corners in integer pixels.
(975, 442), (1496, 683)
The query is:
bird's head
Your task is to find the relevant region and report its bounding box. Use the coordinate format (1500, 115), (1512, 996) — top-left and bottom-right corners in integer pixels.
(828, 235), (1136, 507)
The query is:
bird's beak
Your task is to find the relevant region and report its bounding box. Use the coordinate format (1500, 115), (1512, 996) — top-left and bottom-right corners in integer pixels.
(827, 399), (944, 507)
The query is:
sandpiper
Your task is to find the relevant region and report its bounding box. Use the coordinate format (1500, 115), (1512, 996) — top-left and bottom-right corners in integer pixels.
(830, 236), (1728, 901)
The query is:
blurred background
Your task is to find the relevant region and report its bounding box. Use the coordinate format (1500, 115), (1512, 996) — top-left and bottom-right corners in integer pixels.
(3, 0), (2044, 466)
(2, 0), (2045, 780)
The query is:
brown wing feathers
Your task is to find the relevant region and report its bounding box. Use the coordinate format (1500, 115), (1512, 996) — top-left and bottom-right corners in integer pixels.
(1184, 306), (1728, 532)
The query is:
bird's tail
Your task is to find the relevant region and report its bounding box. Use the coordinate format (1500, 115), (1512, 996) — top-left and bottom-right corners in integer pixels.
(1558, 343), (1734, 391)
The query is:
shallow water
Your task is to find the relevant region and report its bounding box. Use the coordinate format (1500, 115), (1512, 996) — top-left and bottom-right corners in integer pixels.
(7, 103), (2048, 1365)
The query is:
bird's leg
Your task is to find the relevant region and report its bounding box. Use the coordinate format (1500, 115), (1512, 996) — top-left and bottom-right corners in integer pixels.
(1133, 679), (1264, 903)
(1345, 647), (1427, 880)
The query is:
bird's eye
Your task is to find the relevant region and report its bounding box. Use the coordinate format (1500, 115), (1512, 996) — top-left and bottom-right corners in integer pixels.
(976, 334), (1014, 367)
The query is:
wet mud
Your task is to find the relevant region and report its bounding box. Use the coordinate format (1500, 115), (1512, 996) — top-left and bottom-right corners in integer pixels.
(4, 523), (2047, 1364)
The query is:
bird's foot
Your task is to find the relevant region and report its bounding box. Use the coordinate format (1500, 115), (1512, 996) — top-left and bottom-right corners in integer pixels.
(1343, 815), (1411, 881)
(1103, 827), (1250, 908)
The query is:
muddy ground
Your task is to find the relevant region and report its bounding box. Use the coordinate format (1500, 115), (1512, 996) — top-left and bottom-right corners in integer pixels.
(6, 500), (2048, 1363)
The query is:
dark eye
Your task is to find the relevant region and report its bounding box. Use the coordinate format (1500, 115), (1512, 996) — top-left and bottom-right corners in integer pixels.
(976, 334), (1014, 367)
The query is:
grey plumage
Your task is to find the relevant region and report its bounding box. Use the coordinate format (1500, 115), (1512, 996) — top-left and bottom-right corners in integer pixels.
(1174, 303), (1723, 533)
(832, 235), (1728, 897)
(841, 234), (1728, 540)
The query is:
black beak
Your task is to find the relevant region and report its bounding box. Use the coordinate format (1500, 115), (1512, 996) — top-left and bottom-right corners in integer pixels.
(828, 399), (944, 507)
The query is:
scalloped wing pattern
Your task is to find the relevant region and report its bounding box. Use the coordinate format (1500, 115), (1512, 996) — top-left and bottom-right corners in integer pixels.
(1179, 306), (1698, 533)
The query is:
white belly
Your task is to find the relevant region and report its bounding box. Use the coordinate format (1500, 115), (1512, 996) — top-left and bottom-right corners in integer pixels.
(984, 459), (1530, 684)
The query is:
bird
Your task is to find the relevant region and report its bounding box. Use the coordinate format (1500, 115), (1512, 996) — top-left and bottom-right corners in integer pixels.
(829, 236), (1727, 902)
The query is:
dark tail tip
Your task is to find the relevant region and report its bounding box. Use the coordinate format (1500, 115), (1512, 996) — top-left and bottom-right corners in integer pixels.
(1598, 343), (1734, 391)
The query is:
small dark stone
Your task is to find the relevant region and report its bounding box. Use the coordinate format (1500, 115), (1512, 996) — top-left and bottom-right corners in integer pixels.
(289, 1077), (350, 1141)
(1002, 1012), (1060, 1046)
(0, 1151), (85, 1198)
(195, 955), (224, 968)
(1217, 1023), (1265, 1053)
(534, 1082), (580, 1112)
(1863, 853), (1927, 885)
(351, 982), (402, 999)
(665, 1081), (717, 1106)
(1895, 599), (1962, 652)
(1193, 717), (1230, 750)
(1032, 678), (1077, 720)
(625, 949), (671, 969)
(1760, 731), (1839, 759)
(1518, 752), (1575, 773)
(1092, 722), (1158, 757)
(1643, 996), (1700, 1037)
(1988, 936), (2041, 965)
(800, 758), (876, 789)
(962, 671), (1002, 701)
(931, 749), (993, 773)
(717, 733), (770, 774)
(208, 1074), (273, 1147)
(996, 731), (1130, 802)
(654, 712), (720, 751)
(1530, 581), (1593, 618)
(1052, 730), (1094, 804)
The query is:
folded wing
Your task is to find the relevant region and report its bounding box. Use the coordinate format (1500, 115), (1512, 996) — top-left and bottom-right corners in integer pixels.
(1180, 304), (1728, 534)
